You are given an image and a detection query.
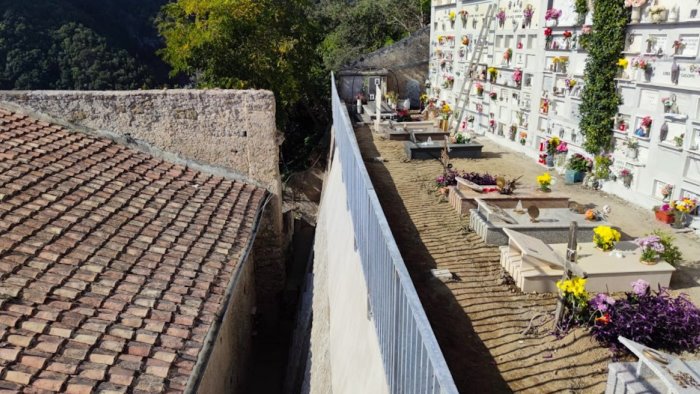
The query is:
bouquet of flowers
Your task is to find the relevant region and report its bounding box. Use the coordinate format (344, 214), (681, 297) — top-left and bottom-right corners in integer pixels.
(545, 8), (562, 20)
(624, 0), (646, 7)
(440, 101), (452, 120)
(544, 27), (553, 38)
(565, 78), (577, 90)
(641, 116), (652, 129)
(661, 184), (673, 200)
(523, 4), (535, 19)
(487, 67), (498, 83)
(593, 225), (621, 251)
(563, 30), (573, 39)
(459, 9), (468, 22)
(536, 172), (552, 191)
(496, 9), (506, 24)
(512, 68), (523, 86)
(674, 198), (697, 214)
(462, 35), (470, 46)
(632, 56), (651, 70)
(673, 39), (685, 53)
(556, 141), (569, 153)
(617, 58), (629, 68)
(475, 82), (484, 96)
(556, 276), (589, 327)
(635, 235), (665, 263)
(624, 137), (639, 150)
(449, 10), (456, 22)
(503, 48), (513, 62)
(519, 131), (528, 145)
(546, 136), (561, 155)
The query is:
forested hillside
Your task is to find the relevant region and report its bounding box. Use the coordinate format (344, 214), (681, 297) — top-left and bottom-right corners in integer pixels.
(0, 0), (428, 170)
(0, 0), (169, 89)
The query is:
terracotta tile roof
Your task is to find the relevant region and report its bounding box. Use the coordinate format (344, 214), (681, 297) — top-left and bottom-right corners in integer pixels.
(0, 108), (267, 393)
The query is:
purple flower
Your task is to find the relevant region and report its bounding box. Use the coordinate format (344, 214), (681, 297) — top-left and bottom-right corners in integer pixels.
(635, 235), (665, 253)
(590, 293), (616, 312)
(631, 279), (650, 297)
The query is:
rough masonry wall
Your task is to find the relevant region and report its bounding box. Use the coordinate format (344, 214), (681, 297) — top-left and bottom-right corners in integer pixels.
(343, 26), (430, 104)
(0, 89), (285, 325)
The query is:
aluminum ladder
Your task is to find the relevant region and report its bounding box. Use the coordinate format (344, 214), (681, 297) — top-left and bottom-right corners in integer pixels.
(451, 3), (497, 134)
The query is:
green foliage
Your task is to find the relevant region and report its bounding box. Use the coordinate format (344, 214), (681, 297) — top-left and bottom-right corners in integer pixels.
(579, 0), (629, 154)
(315, 0), (429, 71)
(157, 0), (330, 171)
(593, 155), (613, 179)
(0, 0), (166, 89)
(653, 230), (684, 266)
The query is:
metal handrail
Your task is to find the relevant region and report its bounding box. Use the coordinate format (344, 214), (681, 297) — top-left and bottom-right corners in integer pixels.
(331, 73), (459, 394)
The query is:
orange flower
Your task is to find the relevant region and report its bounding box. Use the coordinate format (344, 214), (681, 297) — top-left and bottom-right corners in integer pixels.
(584, 209), (596, 221)
(595, 313), (611, 325)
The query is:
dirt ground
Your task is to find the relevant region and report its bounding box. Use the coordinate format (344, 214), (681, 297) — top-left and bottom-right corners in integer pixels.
(354, 123), (700, 393)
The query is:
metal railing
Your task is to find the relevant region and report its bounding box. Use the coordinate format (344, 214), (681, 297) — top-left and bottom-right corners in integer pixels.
(331, 74), (459, 394)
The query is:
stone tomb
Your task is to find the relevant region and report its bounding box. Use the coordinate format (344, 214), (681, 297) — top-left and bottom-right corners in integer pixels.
(404, 139), (484, 160)
(469, 198), (609, 246)
(499, 229), (675, 293)
(384, 120), (450, 141)
(448, 177), (570, 215)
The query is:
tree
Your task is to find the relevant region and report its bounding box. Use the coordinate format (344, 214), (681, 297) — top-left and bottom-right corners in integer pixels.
(157, 0), (329, 170)
(316, 0), (430, 71)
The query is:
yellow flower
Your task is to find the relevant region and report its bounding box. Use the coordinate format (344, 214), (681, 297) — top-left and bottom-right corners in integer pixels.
(617, 58), (629, 68)
(593, 226), (621, 251)
(449, 11), (456, 21)
(537, 172), (552, 186)
(556, 277), (587, 298)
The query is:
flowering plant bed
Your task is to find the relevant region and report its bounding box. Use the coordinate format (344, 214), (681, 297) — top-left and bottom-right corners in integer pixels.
(590, 280), (700, 354)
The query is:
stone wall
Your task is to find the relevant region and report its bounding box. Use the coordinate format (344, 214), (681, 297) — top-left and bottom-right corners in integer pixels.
(196, 252), (255, 394)
(341, 26), (430, 107)
(0, 89), (285, 325)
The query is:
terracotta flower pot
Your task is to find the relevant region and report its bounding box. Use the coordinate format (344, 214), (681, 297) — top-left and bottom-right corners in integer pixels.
(654, 210), (674, 224)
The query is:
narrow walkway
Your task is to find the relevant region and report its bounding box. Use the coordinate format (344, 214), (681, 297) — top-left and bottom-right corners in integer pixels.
(356, 124), (610, 393)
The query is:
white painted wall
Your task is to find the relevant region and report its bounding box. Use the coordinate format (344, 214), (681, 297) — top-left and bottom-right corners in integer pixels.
(306, 146), (389, 394)
(428, 0), (700, 213)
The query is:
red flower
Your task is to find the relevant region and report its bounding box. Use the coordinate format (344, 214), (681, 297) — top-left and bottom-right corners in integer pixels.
(544, 27), (553, 37)
(563, 31), (572, 38)
(595, 313), (611, 325)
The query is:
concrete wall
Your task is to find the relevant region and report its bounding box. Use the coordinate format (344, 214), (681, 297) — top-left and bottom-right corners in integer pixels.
(0, 90), (286, 324)
(341, 27), (430, 106)
(305, 146), (389, 394)
(197, 252), (255, 394)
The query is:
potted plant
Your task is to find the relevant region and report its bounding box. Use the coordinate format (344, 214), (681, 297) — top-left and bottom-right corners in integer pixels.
(565, 153), (591, 183)
(536, 172), (552, 192)
(653, 203), (675, 224)
(593, 225), (621, 251)
(634, 235), (665, 265)
(619, 168), (633, 188)
(624, 137), (639, 159)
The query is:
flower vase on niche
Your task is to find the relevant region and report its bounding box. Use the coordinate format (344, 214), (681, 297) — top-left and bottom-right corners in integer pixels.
(631, 6), (641, 23)
(644, 67), (653, 82)
(671, 62), (680, 85)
